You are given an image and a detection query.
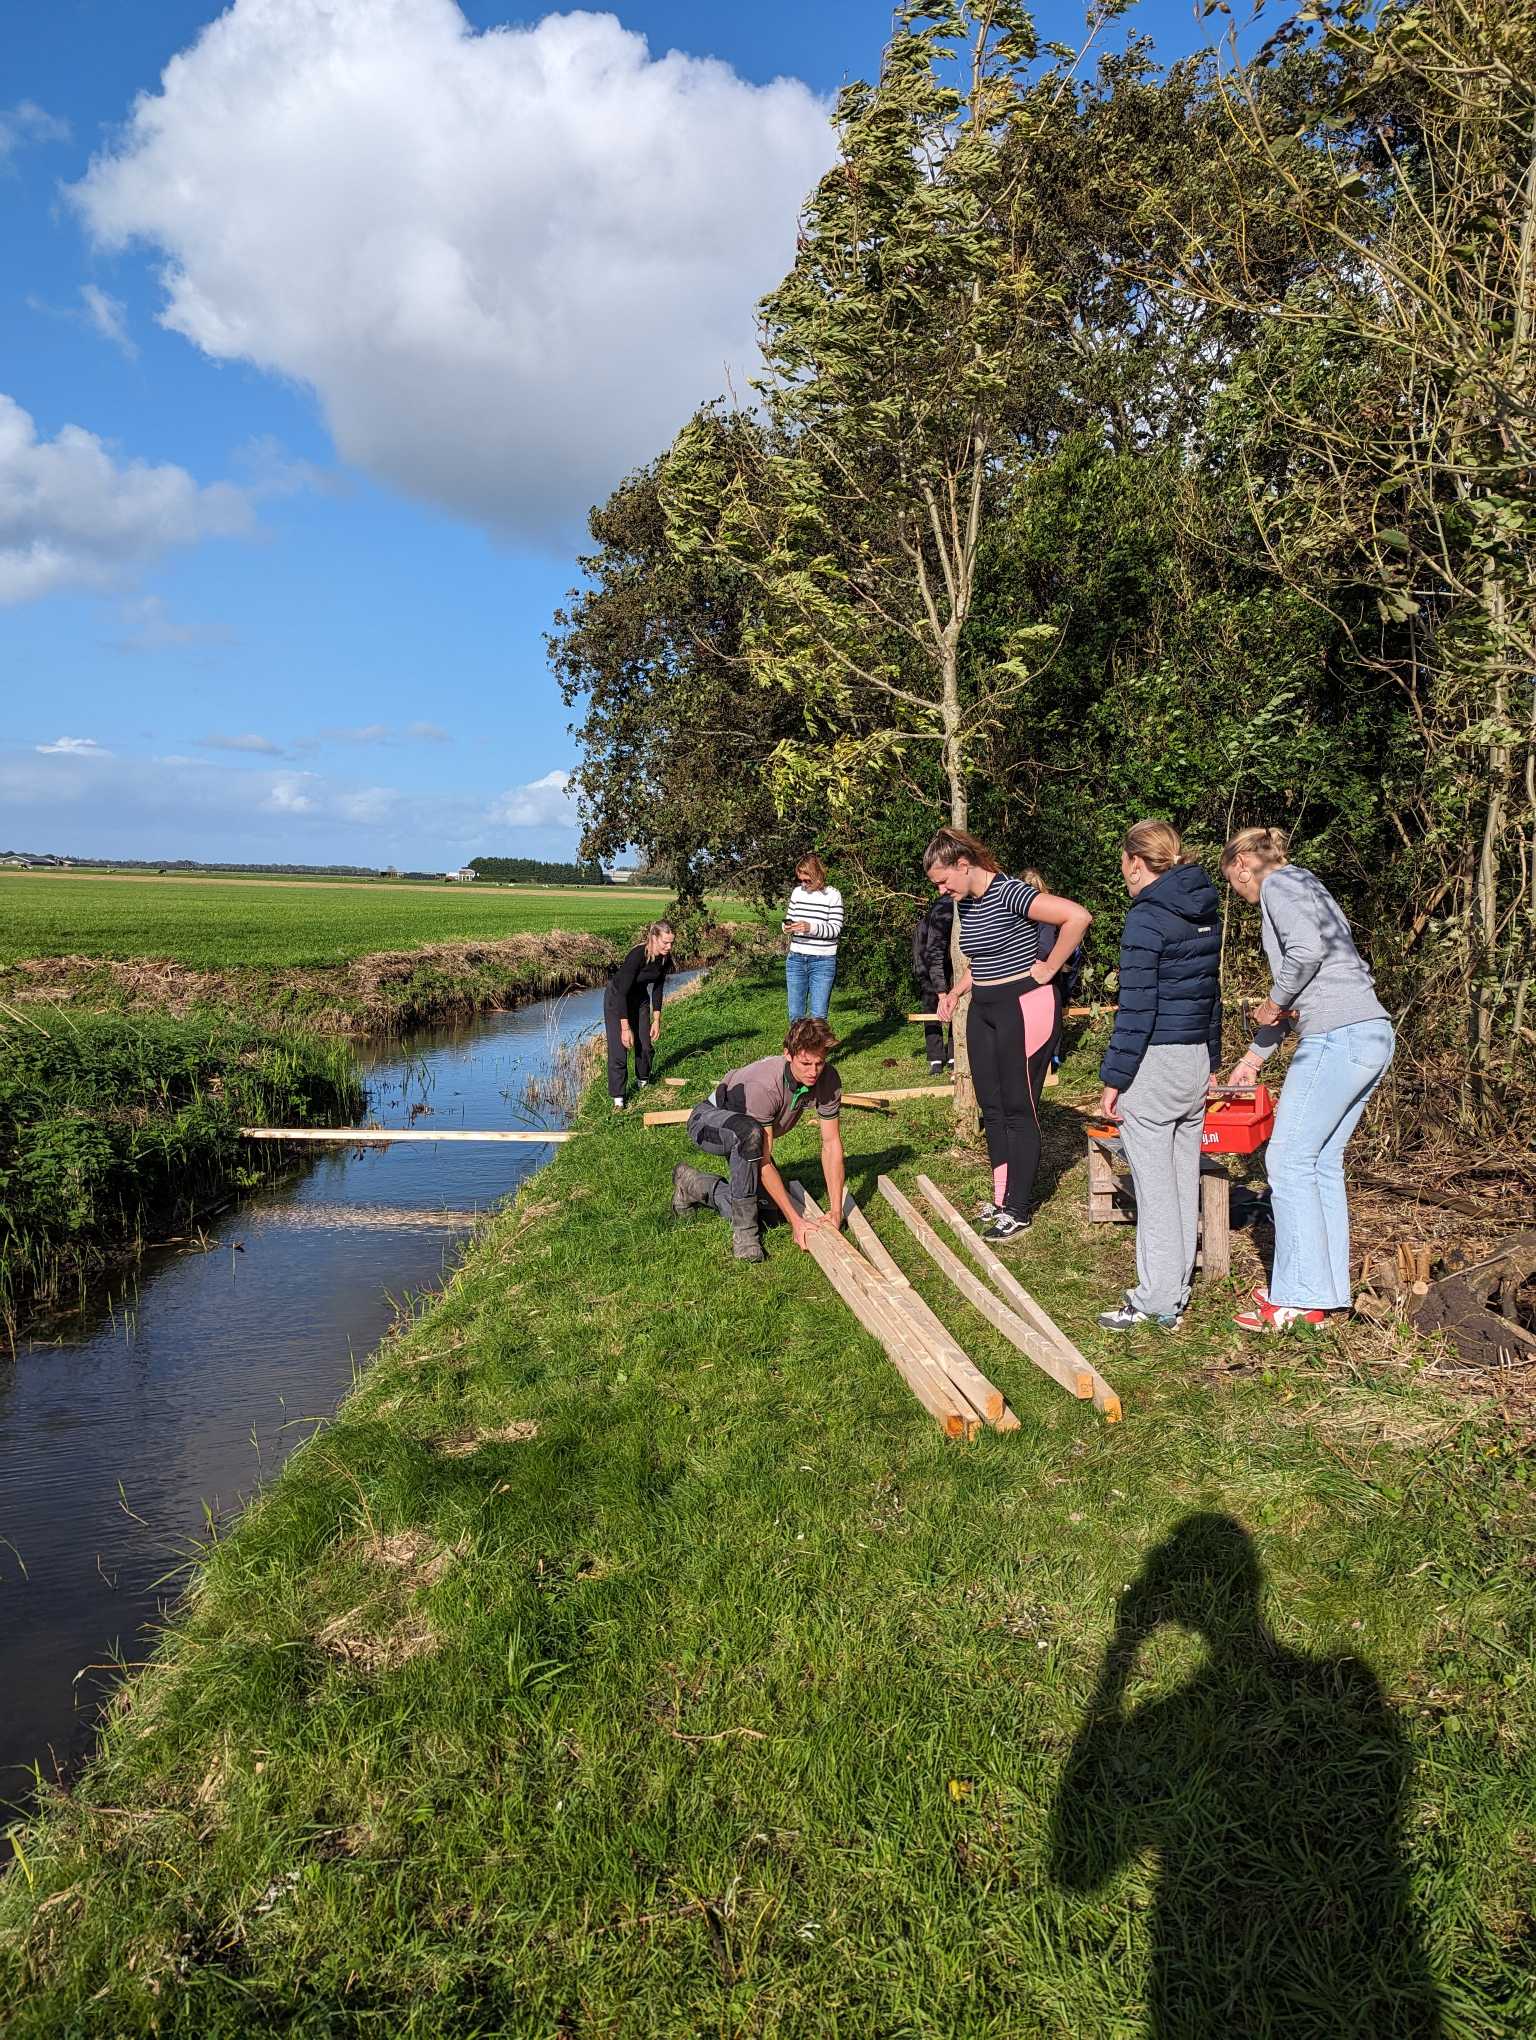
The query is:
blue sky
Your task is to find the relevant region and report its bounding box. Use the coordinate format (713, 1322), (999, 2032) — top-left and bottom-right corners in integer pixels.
(1, 0), (1212, 870)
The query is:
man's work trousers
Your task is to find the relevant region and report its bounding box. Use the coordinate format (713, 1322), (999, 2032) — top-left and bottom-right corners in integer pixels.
(685, 1099), (765, 1219)
(604, 987), (653, 1099)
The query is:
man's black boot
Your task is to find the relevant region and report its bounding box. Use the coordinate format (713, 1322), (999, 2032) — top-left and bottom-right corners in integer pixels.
(729, 1196), (765, 1262)
(672, 1164), (721, 1219)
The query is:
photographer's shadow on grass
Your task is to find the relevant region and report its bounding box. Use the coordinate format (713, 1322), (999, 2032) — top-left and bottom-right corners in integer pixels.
(1049, 1514), (1443, 2037)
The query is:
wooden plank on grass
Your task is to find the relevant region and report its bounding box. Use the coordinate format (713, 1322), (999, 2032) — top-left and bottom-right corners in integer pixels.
(790, 1183), (979, 1439)
(913, 1174), (1122, 1422)
(878, 1176), (1091, 1404)
(853, 1085), (954, 1103)
(241, 1126), (579, 1145)
(840, 1192), (909, 1286)
(908, 1009), (1115, 1023)
(837, 1205), (1007, 1423)
(813, 1188), (1017, 1432)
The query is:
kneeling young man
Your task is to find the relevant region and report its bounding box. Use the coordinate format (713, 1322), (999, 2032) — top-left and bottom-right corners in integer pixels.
(672, 1017), (846, 1261)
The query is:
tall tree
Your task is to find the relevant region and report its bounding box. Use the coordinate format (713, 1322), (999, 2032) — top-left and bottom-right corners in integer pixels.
(1151, 0), (1536, 1115)
(665, 1), (1129, 1118)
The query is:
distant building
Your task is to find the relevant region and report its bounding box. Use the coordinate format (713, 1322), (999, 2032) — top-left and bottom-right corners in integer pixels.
(445, 866), (478, 883)
(606, 867), (640, 884)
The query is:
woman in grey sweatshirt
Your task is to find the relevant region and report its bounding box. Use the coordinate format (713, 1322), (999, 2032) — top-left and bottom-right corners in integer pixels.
(1220, 828), (1394, 1330)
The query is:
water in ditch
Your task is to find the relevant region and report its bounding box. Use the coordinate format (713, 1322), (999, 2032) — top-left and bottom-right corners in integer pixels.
(0, 975), (696, 1813)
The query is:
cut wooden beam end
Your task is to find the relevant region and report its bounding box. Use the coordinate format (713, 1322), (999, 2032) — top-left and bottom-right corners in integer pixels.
(1099, 1394), (1123, 1424)
(995, 1404), (1022, 1433)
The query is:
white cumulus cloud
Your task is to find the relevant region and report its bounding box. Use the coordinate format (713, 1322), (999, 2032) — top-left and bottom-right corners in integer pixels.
(487, 767), (577, 829)
(0, 393), (254, 604)
(70, 0), (835, 543)
(265, 775), (319, 813)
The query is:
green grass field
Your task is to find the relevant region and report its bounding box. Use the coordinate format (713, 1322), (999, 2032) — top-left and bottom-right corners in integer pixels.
(0, 874), (731, 970)
(4, 965), (1533, 2033)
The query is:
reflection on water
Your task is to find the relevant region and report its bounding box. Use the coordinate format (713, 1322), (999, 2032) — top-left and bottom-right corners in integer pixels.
(0, 976), (694, 1811)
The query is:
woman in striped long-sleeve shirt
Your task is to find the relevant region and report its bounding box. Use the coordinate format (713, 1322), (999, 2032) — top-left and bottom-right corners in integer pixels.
(783, 853), (844, 1023)
(928, 827), (1093, 1242)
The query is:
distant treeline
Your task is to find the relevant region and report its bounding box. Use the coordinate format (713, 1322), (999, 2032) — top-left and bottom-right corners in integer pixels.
(24, 857), (390, 878)
(468, 857), (611, 886)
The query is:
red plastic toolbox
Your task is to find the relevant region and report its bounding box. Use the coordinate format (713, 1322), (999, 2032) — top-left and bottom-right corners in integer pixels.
(1201, 1086), (1275, 1154)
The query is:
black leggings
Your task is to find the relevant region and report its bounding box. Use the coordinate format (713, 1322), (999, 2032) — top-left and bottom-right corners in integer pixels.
(967, 978), (1060, 1220)
(604, 989), (652, 1098)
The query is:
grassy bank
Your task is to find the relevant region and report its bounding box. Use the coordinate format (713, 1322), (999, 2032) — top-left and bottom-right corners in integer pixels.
(0, 873), (747, 968)
(3, 967), (1534, 2033)
(0, 875), (761, 1034)
(0, 1011), (363, 1335)
(2, 932), (633, 1036)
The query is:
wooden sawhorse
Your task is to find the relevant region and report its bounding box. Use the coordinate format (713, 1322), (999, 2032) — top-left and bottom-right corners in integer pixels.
(1085, 1135), (1231, 1279)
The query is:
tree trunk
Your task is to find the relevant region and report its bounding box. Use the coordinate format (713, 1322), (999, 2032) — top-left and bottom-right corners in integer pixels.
(940, 639), (979, 1136)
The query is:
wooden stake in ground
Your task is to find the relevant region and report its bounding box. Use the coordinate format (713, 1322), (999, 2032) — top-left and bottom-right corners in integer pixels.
(913, 1173), (1121, 1421)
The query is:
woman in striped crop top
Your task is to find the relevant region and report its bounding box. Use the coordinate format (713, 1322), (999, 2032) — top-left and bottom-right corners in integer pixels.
(926, 827), (1093, 1241)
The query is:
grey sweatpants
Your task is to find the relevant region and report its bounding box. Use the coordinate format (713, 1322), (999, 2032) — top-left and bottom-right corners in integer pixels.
(1118, 1042), (1210, 1319)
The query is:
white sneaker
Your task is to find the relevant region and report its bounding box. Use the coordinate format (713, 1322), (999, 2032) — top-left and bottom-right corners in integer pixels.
(929, 1060), (944, 1076)
(612, 1096), (626, 1112)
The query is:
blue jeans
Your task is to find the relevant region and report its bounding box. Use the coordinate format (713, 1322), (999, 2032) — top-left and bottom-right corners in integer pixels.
(1267, 1018), (1395, 1310)
(786, 950), (836, 1022)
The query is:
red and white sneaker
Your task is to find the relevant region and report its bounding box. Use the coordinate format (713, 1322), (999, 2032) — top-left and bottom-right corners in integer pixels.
(1234, 1293), (1328, 1333)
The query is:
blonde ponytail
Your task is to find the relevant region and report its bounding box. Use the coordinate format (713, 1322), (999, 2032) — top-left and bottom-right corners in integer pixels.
(1123, 820), (1185, 873)
(1220, 826), (1290, 874)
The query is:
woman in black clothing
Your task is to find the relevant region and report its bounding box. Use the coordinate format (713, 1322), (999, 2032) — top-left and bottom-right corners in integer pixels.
(912, 894), (956, 1074)
(927, 828), (1092, 1241)
(606, 920), (676, 1110)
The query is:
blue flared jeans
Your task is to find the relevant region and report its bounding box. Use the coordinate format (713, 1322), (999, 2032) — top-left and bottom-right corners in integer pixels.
(786, 950), (836, 1022)
(1267, 1018), (1395, 1311)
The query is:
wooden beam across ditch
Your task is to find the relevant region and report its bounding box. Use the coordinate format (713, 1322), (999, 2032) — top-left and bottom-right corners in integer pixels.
(913, 1173), (1121, 1422)
(241, 1126), (580, 1145)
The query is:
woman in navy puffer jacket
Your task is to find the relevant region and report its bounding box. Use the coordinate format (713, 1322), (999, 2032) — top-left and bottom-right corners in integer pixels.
(1096, 822), (1224, 1332)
